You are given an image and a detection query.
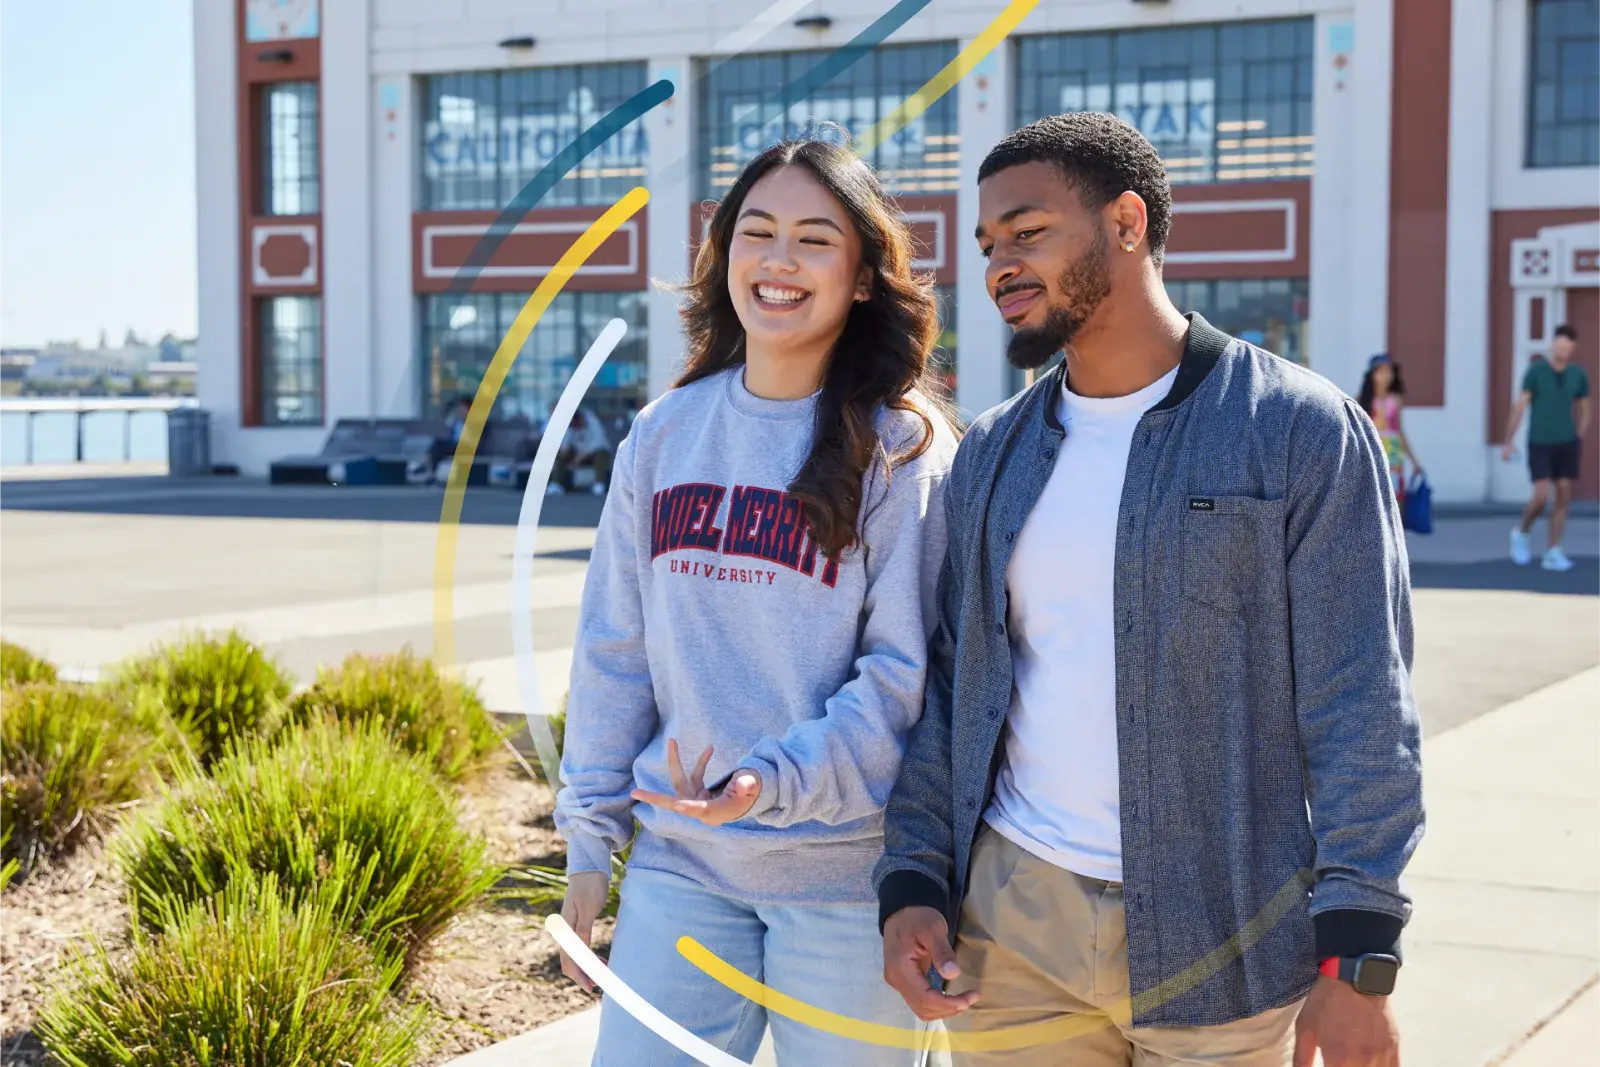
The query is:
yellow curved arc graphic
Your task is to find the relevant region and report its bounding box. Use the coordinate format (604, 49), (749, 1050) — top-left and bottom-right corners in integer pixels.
(678, 869), (1312, 1052)
(432, 186), (650, 667)
(856, 0), (1043, 155)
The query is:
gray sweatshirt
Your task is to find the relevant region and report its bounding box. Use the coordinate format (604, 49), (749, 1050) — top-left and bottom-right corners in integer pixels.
(554, 367), (956, 904)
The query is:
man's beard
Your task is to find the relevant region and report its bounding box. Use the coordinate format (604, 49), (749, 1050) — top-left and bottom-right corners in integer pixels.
(1005, 230), (1113, 370)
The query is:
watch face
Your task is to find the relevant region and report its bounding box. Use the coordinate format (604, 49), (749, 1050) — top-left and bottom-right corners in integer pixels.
(1353, 955), (1399, 995)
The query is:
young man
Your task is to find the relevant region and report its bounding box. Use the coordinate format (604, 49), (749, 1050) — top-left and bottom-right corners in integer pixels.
(1501, 323), (1590, 571)
(876, 113), (1424, 1067)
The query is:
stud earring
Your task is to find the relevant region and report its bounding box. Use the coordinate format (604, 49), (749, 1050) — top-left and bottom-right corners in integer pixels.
(1123, 241), (1137, 253)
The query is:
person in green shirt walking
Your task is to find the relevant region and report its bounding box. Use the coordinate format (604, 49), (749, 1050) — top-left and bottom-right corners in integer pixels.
(1500, 323), (1591, 571)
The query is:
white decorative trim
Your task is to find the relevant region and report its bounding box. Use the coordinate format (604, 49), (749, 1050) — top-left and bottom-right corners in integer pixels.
(902, 209), (946, 272)
(252, 224), (318, 287)
(421, 220), (640, 280)
(1509, 221), (1600, 289)
(1164, 199), (1298, 265)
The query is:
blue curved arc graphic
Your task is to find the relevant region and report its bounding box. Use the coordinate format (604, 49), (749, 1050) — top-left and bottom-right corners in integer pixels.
(446, 0), (936, 294)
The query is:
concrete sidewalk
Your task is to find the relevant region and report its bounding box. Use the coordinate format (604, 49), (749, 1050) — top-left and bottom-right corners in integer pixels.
(448, 667), (1600, 1067)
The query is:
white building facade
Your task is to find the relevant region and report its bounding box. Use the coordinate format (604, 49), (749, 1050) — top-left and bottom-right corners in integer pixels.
(196, 0), (1599, 500)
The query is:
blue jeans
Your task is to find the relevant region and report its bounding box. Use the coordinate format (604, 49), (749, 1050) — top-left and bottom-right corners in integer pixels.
(593, 866), (929, 1066)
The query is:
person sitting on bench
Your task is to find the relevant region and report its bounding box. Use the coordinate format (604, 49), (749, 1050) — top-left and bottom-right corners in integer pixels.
(427, 396), (472, 481)
(552, 407), (613, 494)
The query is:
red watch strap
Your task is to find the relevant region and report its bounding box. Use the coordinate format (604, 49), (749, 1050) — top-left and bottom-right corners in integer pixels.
(1319, 957), (1341, 980)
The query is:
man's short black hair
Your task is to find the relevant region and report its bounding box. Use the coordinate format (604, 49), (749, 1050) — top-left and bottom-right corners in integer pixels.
(977, 112), (1172, 265)
(1555, 323), (1579, 342)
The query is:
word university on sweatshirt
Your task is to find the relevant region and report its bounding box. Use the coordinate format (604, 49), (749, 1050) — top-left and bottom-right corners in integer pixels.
(650, 482), (842, 588)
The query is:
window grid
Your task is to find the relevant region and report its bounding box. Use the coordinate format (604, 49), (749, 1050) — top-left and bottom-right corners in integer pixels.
(420, 292), (648, 429)
(696, 42), (961, 199)
(262, 82), (320, 215)
(1528, 0), (1600, 167)
(1164, 277), (1310, 366)
(260, 296), (323, 425)
(1016, 19), (1314, 184)
(422, 63), (650, 210)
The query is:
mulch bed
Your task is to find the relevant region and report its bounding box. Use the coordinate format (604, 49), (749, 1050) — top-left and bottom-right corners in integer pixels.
(0, 763), (609, 1066)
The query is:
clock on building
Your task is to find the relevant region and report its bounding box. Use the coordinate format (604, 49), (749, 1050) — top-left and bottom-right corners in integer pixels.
(246, 0), (319, 42)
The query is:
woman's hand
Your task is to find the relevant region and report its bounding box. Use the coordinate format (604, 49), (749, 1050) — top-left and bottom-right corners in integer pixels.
(631, 738), (763, 827)
(558, 869), (611, 992)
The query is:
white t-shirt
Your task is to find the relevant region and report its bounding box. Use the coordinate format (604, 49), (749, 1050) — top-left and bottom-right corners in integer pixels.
(984, 365), (1179, 884)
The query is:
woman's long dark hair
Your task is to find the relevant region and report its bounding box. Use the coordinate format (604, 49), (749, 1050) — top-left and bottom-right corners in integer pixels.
(1358, 359), (1406, 417)
(675, 137), (951, 559)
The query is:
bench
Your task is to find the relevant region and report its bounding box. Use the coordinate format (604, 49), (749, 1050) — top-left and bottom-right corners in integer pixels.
(439, 415), (537, 487)
(269, 418), (427, 486)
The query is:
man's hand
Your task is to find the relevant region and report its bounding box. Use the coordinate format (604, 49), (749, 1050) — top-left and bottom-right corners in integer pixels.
(1294, 975), (1400, 1066)
(631, 738), (762, 827)
(558, 870), (611, 992)
(882, 905), (980, 1022)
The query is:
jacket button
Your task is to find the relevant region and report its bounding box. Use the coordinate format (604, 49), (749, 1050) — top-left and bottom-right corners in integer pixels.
(995, 622), (1005, 636)
(1005, 531), (1014, 543)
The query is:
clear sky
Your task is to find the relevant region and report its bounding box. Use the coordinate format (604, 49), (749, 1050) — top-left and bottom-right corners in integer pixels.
(1, 1), (197, 347)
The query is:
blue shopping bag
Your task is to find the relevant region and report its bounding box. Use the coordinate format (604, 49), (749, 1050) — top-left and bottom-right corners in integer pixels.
(1402, 474), (1433, 534)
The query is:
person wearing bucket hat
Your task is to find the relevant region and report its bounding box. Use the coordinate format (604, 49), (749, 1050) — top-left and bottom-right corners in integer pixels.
(1357, 354), (1424, 497)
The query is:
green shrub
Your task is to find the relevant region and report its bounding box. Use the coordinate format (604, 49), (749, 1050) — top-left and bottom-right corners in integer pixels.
(115, 718), (502, 973)
(498, 851), (626, 919)
(1, 640), (58, 686)
(1, 825), (17, 892)
(547, 692), (567, 759)
(112, 630), (292, 766)
(1, 683), (166, 880)
(285, 649), (506, 781)
(36, 868), (426, 1067)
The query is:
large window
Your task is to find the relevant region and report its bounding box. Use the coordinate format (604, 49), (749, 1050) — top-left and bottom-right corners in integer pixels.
(260, 296), (323, 425)
(422, 64), (649, 210)
(697, 43), (959, 198)
(261, 82), (319, 215)
(1528, 0), (1599, 167)
(1165, 278), (1309, 366)
(1016, 20), (1314, 184)
(421, 292), (647, 435)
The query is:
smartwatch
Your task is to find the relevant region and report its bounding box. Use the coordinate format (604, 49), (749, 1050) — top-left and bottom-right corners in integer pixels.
(1319, 954), (1400, 996)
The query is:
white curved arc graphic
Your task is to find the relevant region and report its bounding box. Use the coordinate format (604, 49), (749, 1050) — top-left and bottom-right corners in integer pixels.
(545, 915), (754, 1066)
(511, 316), (628, 786)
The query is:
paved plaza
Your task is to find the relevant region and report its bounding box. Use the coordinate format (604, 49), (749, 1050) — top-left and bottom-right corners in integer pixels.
(1, 471), (1596, 1065)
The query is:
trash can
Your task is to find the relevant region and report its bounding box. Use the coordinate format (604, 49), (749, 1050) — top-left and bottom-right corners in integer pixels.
(166, 408), (212, 477)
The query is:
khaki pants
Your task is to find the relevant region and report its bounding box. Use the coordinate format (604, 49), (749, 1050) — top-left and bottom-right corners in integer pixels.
(945, 828), (1302, 1067)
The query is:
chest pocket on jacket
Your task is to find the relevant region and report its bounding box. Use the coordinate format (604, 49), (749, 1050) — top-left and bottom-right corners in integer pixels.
(1181, 495), (1286, 612)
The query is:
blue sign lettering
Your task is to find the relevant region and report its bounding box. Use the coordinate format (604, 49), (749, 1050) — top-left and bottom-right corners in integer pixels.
(428, 130), (452, 165)
(422, 114), (652, 177)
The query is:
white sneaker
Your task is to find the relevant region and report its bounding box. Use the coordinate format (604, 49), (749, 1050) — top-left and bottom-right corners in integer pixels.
(544, 483), (566, 497)
(1541, 546), (1575, 572)
(590, 482), (608, 496)
(1511, 527), (1533, 566)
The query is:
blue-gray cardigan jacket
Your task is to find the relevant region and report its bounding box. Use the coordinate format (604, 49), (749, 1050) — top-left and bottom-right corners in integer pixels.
(875, 316), (1425, 1028)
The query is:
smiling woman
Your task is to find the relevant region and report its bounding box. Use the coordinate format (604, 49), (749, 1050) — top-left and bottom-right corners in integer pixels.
(674, 137), (951, 556)
(550, 136), (961, 1065)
